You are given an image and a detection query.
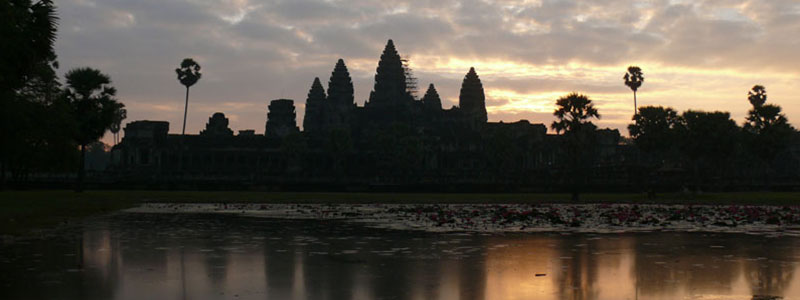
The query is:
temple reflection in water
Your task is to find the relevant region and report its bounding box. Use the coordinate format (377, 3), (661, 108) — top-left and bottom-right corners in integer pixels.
(3, 214), (800, 300)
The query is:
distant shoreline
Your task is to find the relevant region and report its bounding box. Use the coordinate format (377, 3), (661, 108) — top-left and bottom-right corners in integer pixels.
(128, 202), (800, 236)
(3, 190), (800, 236)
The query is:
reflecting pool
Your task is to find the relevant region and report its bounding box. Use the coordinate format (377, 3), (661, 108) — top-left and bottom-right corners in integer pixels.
(2, 213), (800, 300)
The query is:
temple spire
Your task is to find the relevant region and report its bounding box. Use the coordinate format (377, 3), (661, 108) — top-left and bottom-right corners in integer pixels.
(302, 77), (326, 133)
(327, 59), (354, 106)
(422, 84), (442, 111)
(459, 67), (487, 125)
(309, 77), (325, 98)
(367, 39), (408, 107)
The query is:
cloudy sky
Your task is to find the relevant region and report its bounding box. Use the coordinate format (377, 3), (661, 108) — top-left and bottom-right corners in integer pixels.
(55, 0), (800, 141)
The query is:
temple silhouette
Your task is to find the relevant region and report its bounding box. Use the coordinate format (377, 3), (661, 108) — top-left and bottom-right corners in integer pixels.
(111, 40), (626, 190)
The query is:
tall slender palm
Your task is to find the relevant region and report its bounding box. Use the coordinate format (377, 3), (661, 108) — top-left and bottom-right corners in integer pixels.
(109, 104), (126, 145)
(623, 66), (644, 114)
(175, 58), (201, 135)
(743, 85), (793, 162)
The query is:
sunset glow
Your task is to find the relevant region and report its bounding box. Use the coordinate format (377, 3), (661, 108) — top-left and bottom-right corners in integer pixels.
(52, 0), (800, 140)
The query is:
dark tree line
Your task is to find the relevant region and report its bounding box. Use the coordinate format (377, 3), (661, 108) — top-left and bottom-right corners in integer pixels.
(1, 0), (125, 191)
(628, 85), (797, 192)
(550, 74), (798, 197)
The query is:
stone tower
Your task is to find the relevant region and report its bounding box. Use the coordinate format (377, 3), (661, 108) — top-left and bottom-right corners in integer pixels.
(365, 40), (414, 124)
(200, 112), (234, 136)
(266, 99), (299, 138)
(327, 59), (354, 107)
(459, 67), (488, 126)
(302, 77), (325, 133)
(326, 59), (355, 129)
(421, 84), (442, 111)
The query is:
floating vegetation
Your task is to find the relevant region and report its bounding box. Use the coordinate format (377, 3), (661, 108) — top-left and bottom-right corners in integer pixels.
(129, 203), (800, 235)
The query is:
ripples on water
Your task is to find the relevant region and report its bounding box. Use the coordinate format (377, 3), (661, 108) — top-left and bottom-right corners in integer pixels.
(1, 213), (799, 300)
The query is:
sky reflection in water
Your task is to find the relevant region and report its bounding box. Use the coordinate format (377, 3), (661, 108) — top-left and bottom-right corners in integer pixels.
(2, 213), (800, 300)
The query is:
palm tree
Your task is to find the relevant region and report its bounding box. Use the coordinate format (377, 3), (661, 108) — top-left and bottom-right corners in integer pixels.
(109, 104), (126, 145)
(748, 85), (767, 108)
(551, 93), (600, 201)
(551, 93), (600, 134)
(63, 67), (123, 192)
(1, 0), (58, 190)
(623, 66), (644, 113)
(175, 58), (201, 135)
(743, 85), (794, 162)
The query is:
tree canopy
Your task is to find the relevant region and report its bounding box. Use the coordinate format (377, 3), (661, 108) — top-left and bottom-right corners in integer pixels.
(63, 67), (121, 146)
(551, 92), (600, 135)
(628, 106), (681, 154)
(176, 58), (201, 88)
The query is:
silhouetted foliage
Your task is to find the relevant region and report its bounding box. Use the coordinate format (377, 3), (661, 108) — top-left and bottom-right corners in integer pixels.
(628, 106), (683, 196)
(176, 58), (201, 135)
(748, 85), (767, 108)
(0, 0), (58, 92)
(1, 0), (60, 188)
(109, 104), (126, 145)
(551, 93), (600, 200)
(677, 110), (740, 190)
(623, 66), (644, 113)
(85, 141), (111, 171)
(742, 86), (795, 164)
(629, 106), (681, 155)
(63, 67), (122, 192)
(6, 95), (78, 181)
(551, 93), (600, 134)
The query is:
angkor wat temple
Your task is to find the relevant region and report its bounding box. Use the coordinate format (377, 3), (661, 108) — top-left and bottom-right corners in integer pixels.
(111, 40), (628, 191)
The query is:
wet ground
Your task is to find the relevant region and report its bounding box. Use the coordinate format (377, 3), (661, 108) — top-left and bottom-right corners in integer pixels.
(2, 212), (800, 300)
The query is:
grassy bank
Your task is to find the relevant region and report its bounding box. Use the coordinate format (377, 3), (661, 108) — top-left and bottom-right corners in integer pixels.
(2, 190), (800, 235)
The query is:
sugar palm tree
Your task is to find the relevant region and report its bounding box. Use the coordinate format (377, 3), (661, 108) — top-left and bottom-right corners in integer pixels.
(747, 85), (767, 108)
(63, 67), (122, 192)
(623, 66), (644, 113)
(109, 103), (126, 145)
(551, 93), (600, 134)
(551, 93), (600, 201)
(743, 85), (794, 162)
(175, 58), (201, 135)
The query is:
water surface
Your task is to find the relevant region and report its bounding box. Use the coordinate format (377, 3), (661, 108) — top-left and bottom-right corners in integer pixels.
(2, 213), (799, 300)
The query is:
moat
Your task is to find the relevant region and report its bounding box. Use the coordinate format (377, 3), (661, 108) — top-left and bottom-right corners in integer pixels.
(2, 212), (800, 300)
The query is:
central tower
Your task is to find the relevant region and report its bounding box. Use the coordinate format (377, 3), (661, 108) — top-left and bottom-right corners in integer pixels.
(365, 40), (414, 124)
